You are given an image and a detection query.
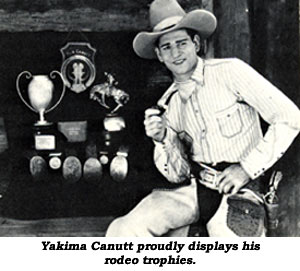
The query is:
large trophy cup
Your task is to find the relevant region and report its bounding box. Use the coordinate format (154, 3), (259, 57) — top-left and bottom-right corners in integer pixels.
(16, 71), (66, 181)
(90, 73), (130, 181)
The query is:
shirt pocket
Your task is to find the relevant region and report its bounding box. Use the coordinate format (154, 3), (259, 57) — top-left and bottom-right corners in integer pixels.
(215, 104), (243, 138)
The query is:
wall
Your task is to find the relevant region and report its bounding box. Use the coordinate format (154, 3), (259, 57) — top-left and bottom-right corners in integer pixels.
(213, 0), (300, 236)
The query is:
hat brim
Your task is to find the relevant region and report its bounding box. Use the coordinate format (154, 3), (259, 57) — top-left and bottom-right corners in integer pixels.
(133, 9), (217, 59)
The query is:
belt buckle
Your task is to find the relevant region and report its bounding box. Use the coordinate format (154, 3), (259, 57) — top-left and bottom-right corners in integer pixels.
(203, 169), (218, 186)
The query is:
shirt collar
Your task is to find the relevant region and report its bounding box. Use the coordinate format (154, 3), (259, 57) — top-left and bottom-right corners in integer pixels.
(174, 57), (205, 101)
(157, 58), (205, 106)
(191, 57), (205, 86)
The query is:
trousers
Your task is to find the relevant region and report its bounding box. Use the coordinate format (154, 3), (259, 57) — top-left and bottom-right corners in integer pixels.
(105, 178), (199, 237)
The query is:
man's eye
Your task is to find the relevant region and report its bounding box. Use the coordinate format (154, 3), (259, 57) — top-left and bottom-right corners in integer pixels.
(178, 41), (187, 48)
(161, 45), (170, 51)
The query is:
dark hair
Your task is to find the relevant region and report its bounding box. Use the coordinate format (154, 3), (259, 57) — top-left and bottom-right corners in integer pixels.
(186, 29), (198, 40)
(185, 29), (206, 56)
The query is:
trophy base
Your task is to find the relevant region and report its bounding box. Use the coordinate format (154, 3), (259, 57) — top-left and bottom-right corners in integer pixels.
(33, 122), (54, 130)
(103, 114), (125, 132)
(32, 123), (56, 151)
(34, 121), (53, 126)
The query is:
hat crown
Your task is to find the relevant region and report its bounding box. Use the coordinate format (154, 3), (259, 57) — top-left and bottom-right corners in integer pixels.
(149, 0), (186, 29)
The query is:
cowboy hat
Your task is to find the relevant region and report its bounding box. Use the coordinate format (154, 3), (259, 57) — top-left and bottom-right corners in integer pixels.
(133, 0), (217, 59)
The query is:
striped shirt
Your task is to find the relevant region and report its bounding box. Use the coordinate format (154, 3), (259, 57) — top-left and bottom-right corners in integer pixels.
(153, 57), (300, 182)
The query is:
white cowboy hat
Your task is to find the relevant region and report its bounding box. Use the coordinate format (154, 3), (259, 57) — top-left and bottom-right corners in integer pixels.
(133, 0), (217, 59)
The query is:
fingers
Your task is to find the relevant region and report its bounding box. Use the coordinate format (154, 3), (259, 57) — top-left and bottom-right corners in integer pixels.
(145, 108), (161, 118)
(230, 186), (241, 196)
(144, 116), (164, 133)
(217, 174), (244, 195)
(215, 171), (225, 187)
(144, 109), (166, 141)
(223, 182), (234, 194)
(216, 172), (237, 195)
(217, 175), (232, 194)
(214, 165), (251, 195)
(218, 178), (237, 195)
(144, 115), (163, 125)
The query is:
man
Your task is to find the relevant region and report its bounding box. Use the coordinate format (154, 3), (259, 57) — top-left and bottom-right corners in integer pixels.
(106, 0), (300, 237)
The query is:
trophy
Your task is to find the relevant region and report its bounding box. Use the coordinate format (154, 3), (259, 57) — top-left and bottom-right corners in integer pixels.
(90, 73), (130, 181)
(16, 70), (66, 151)
(90, 73), (129, 132)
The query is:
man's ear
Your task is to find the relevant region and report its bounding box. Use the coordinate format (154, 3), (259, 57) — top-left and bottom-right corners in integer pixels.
(193, 35), (201, 53)
(155, 47), (164, 63)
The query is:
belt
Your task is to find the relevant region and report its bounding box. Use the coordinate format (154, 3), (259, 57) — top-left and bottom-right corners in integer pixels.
(191, 162), (237, 190)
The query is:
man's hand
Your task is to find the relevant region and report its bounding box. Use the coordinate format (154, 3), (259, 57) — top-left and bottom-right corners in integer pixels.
(144, 108), (166, 142)
(216, 164), (251, 195)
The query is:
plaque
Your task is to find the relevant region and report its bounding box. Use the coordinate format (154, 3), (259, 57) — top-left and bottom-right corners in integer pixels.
(61, 42), (96, 93)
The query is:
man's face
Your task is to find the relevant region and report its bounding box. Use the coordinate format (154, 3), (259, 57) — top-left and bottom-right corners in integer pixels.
(155, 29), (199, 82)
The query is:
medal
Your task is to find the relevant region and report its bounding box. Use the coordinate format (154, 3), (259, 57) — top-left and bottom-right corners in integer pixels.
(110, 151), (128, 182)
(83, 157), (103, 184)
(62, 156), (82, 184)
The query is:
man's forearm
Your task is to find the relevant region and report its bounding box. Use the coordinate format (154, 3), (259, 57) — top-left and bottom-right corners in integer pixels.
(241, 123), (300, 179)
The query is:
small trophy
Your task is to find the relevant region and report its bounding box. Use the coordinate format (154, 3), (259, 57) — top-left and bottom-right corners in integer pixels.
(90, 73), (129, 133)
(90, 73), (130, 181)
(16, 70), (66, 151)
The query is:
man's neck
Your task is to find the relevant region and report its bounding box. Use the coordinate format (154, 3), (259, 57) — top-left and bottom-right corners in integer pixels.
(173, 57), (199, 83)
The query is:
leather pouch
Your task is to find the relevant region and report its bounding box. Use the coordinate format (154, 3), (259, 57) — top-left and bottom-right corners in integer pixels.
(226, 192), (265, 237)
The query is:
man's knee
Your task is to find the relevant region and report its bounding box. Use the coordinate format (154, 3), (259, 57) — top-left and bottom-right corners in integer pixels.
(106, 217), (130, 237)
(105, 184), (199, 237)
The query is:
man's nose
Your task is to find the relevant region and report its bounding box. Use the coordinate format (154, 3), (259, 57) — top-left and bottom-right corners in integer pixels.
(171, 46), (181, 58)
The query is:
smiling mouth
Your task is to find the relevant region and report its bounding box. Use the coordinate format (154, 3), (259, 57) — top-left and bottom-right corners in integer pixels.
(173, 59), (185, 65)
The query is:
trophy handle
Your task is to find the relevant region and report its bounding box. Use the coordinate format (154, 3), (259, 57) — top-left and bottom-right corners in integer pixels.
(44, 70), (66, 114)
(16, 71), (37, 113)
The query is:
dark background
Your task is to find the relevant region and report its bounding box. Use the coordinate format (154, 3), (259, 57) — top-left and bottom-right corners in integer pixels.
(0, 31), (170, 220)
(0, 0), (299, 236)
